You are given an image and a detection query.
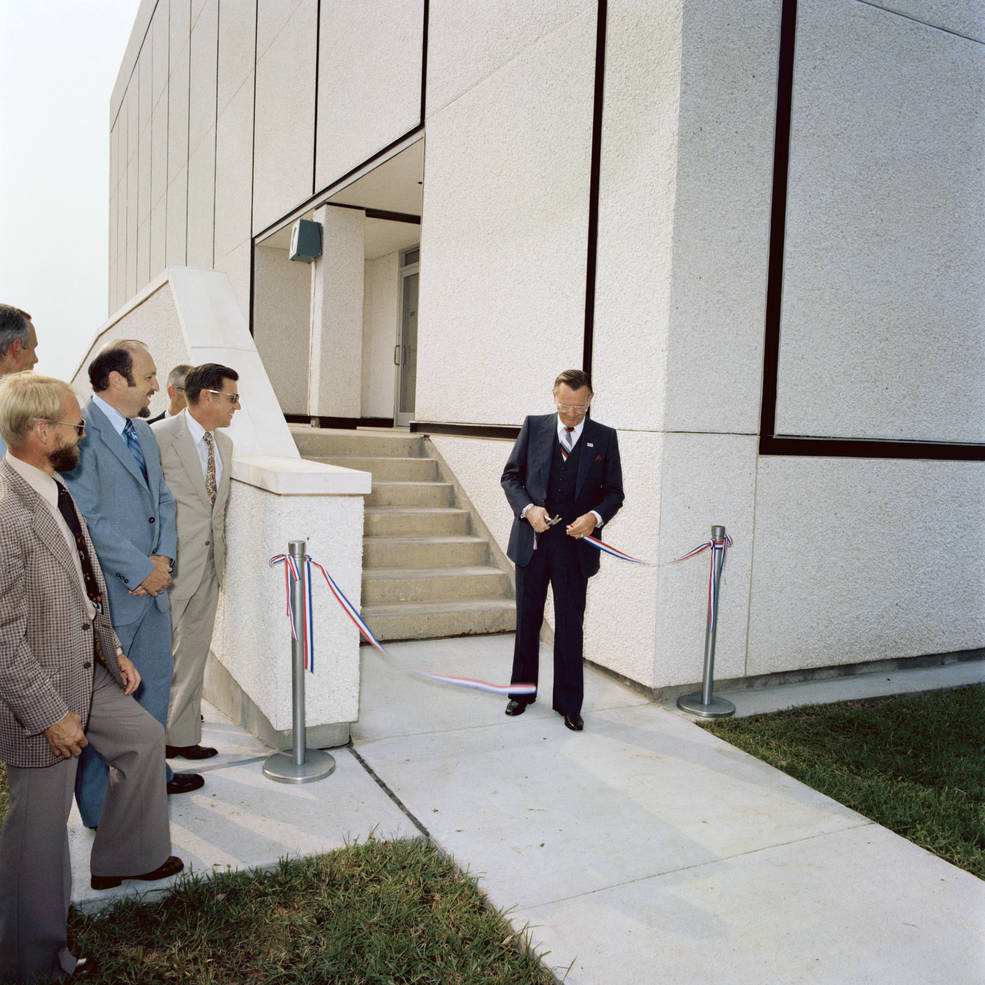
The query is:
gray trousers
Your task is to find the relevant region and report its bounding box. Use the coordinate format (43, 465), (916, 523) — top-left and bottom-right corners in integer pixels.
(0, 664), (171, 982)
(166, 558), (219, 747)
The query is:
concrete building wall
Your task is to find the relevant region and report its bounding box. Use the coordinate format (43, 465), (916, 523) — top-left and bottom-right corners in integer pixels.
(105, 0), (984, 692)
(416, 1), (597, 423)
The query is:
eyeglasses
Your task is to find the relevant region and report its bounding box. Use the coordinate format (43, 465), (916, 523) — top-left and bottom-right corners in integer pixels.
(42, 420), (86, 436)
(556, 403), (591, 412)
(204, 388), (240, 403)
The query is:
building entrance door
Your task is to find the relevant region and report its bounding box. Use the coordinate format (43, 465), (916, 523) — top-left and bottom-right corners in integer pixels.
(395, 247), (419, 426)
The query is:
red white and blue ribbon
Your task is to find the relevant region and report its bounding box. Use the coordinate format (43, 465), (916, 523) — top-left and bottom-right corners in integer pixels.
(579, 533), (655, 565)
(670, 534), (733, 622)
(268, 553), (536, 696)
(269, 553), (316, 671)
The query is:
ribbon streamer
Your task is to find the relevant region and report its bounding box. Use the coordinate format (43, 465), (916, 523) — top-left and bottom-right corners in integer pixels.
(268, 553), (536, 696)
(670, 534), (733, 621)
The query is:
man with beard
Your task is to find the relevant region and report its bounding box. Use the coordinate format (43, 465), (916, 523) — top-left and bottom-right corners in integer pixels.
(64, 341), (203, 830)
(0, 304), (40, 457)
(0, 372), (182, 983)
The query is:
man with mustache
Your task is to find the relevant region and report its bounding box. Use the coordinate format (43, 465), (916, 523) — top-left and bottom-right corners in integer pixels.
(63, 341), (203, 830)
(0, 372), (181, 982)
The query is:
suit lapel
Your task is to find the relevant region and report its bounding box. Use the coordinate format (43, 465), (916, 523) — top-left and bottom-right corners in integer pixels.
(174, 414), (212, 510)
(1, 465), (90, 608)
(215, 431), (232, 508)
(575, 418), (600, 499)
(86, 399), (151, 495)
(532, 414), (556, 490)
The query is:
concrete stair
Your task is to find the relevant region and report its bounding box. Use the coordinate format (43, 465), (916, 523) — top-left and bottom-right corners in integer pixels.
(292, 427), (516, 642)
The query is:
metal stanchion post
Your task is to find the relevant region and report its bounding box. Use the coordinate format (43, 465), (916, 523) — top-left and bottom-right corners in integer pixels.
(677, 525), (735, 719)
(264, 539), (337, 783)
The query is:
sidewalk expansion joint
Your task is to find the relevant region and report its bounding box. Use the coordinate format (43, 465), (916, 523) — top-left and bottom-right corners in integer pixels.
(348, 743), (432, 840)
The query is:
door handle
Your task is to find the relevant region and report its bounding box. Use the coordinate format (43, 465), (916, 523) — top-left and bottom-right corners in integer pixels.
(393, 344), (402, 366)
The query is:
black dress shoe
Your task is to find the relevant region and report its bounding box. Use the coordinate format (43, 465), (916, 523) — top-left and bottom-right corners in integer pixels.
(563, 712), (584, 731)
(505, 698), (531, 716)
(166, 743), (218, 760)
(69, 955), (100, 979)
(166, 772), (205, 795)
(91, 854), (184, 890)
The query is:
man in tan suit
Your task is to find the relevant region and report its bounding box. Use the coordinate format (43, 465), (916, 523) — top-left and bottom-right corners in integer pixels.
(152, 363), (239, 760)
(0, 373), (182, 983)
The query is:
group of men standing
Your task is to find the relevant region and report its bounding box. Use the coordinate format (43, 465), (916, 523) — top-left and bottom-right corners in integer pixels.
(0, 303), (239, 982)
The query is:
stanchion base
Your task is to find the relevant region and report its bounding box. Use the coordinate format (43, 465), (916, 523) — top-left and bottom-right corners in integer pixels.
(263, 749), (336, 784)
(677, 693), (736, 719)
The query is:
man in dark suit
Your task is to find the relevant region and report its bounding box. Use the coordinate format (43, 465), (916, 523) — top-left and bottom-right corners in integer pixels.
(0, 372), (181, 983)
(501, 369), (624, 731)
(63, 341), (202, 829)
(148, 363), (192, 424)
(0, 304), (40, 458)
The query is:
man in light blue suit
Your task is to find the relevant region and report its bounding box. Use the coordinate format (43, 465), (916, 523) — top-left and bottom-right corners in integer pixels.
(0, 305), (40, 457)
(63, 341), (203, 827)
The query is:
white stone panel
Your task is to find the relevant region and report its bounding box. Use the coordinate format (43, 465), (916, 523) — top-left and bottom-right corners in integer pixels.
(166, 170), (188, 266)
(775, 0), (985, 442)
(310, 205), (365, 417)
(253, 244), (312, 415)
(188, 0), (218, 158)
(315, 0), (423, 190)
(214, 79), (254, 261)
(426, 0), (595, 117)
(362, 253), (400, 419)
(217, 0), (257, 113)
(416, 8), (596, 424)
(216, 239), (253, 322)
(151, 1), (170, 103)
(138, 119), (152, 241)
(884, 0), (985, 41)
(149, 199), (166, 281)
(138, 30), (153, 127)
(748, 457), (985, 675)
(170, 0), (191, 65)
(590, 0), (681, 433)
(253, 0), (317, 232)
(151, 97), (169, 209)
(186, 133), (216, 268)
(126, 72), (139, 164)
(126, 159), (139, 298)
(661, 0), (779, 435)
(167, 34), (190, 185)
(213, 479), (363, 731)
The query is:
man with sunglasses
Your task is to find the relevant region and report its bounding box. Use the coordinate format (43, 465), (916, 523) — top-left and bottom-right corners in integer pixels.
(152, 364), (239, 760)
(501, 369), (624, 731)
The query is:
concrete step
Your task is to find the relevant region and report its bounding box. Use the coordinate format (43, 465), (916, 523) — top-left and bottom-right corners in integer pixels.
(363, 536), (489, 569)
(360, 599), (517, 642)
(292, 427), (426, 459)
(364, 507), (471, 537)
(362, 566), (512, 604)
(367, 481), (455, 508)
(312, 456), (439, 482)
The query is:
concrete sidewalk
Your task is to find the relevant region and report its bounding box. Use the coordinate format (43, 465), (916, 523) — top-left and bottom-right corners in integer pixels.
(69, 638), (985, 984)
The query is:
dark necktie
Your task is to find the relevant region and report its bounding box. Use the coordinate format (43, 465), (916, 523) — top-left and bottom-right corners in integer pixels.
(123, 419), (148, 482)
(55, 481), (103, 613)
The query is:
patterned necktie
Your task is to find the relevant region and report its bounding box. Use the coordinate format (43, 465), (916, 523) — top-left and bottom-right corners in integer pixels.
(123, 419), (148, 483)
(560, 426), (574, 461)
(203, 431), (217, 507)
(55, 481), (103, 612)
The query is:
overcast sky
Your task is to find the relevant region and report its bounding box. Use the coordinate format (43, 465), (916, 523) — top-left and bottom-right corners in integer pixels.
(0, 0), (140, 380)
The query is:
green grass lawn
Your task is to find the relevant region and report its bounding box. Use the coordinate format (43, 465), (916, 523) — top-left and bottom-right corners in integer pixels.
(700, 684), (985, 879)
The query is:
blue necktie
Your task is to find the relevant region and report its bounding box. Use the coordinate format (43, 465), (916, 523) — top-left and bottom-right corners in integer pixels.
(123, 419), (148, 483)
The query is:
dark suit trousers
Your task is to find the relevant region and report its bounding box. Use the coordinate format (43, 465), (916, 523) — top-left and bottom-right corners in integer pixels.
(510, 527), (588, 716)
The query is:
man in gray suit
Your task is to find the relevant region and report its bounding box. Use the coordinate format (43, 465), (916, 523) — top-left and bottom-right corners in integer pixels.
(0, 372), (181, 983)
(0, 304), (40, 458)
(63, 341), (202, 829)
(152, 363), (239, 759)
